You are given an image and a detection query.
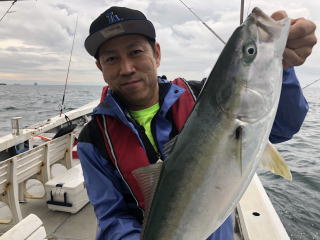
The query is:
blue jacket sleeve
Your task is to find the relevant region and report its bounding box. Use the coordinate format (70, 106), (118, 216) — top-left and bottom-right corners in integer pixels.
(269, 67), (309, 143)
(78, 142), (141, 240)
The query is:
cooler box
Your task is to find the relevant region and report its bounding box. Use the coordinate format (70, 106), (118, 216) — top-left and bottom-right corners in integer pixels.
(45, 164), (89, 213)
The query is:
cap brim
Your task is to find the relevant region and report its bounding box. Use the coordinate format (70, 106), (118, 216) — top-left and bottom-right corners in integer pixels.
(85, 19), (155, 57)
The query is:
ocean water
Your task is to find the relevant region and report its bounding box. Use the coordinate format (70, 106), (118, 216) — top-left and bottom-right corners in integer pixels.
(0, 84), (102, 135)
(258, 86), (320, 240)
(0, 84), (319, 239)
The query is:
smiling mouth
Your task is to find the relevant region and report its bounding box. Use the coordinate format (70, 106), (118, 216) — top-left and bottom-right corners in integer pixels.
(121, 80), (141, 87)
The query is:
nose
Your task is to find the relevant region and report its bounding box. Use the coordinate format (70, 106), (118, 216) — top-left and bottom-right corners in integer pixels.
(119, 57), (135, 76)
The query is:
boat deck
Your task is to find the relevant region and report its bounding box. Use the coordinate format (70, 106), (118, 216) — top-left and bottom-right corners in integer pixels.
(0, 175), (289, 240)
(0, 198), (97, 240)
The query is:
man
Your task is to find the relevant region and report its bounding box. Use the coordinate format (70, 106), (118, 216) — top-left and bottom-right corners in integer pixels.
(78, 6), (317, 240)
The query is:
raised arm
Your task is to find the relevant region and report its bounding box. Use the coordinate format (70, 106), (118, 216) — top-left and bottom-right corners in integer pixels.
(269, 67), (308, 143)
(269, 10), (317, 143)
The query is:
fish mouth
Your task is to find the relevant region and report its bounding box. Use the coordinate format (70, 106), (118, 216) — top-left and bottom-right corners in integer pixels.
(246, 7), (290, 46)
(214, 7), (290, 123)
(220, 7), (290, 123)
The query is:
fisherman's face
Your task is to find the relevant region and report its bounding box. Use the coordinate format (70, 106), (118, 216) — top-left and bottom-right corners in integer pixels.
(96, 35), (161, 110)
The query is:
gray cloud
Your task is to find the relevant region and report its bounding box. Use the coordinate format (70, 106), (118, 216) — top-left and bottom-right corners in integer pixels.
(53, 3), (77, 16)
(0, 0), (319, 86)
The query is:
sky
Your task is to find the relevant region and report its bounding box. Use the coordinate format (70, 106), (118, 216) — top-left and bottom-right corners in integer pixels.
(0, 0), (319, 87)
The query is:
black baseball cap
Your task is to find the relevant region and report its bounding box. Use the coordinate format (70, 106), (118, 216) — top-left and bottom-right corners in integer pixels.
(85, 6), (156, 58)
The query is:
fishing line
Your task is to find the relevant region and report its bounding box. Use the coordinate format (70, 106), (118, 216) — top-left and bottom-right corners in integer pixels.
(0, 0), (17, 23)
(177, 1), (318, 90)
(246, 0), (252, 17)
(302, 78), (320, 89)
(177, 0), (226, 45)
(60, 15), (78, 116)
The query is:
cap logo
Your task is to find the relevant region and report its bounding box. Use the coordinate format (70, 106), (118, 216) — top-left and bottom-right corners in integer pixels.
(106, 12), (123, 24)
(100, 23), (125, 38)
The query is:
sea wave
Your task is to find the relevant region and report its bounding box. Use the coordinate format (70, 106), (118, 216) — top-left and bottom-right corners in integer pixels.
(1, 84), (319, 239)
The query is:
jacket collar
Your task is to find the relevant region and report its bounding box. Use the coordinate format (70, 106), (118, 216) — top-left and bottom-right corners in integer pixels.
(93, 77), (185, 124)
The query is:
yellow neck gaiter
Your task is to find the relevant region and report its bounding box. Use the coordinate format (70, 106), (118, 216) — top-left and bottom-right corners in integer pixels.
(129, 103), (160, 152)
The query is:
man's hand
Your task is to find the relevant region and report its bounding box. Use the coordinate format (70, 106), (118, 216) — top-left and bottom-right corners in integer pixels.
(271, 11), (317, 69)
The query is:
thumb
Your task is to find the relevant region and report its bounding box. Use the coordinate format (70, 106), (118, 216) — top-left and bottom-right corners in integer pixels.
(271, 10), (288, 21)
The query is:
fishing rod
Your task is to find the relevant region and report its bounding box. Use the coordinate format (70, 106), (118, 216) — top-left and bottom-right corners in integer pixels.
(240, 0), (245, 24)
(60, 15), (78, 116)
(0, 0), (36, 24)
(177, 0), (226, 45)
(0, 0), (17, 23)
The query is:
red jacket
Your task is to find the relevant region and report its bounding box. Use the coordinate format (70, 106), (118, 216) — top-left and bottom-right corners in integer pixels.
(96, 78), (196, 209)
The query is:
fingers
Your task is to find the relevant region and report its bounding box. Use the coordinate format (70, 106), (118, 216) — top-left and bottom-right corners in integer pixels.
(294, 47), (313, 59)
(271, 12), (317, 42)
(287, 34), (317, 49)
(283, 48), (305, 68)
(288, 18), (317, 40)
(271, 10), (288, 21)
(271, 10), (317, 68)
(284, 18), (317, 68)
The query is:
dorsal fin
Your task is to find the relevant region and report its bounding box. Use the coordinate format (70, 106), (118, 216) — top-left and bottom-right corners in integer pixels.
(259, 142), (292, 180)
(132, 160), (164, 214)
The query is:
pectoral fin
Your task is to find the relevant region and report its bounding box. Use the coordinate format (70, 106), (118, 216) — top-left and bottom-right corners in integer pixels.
(163, 135), (178, 157)
(259, 142), (292, 181)
(132, 160), (164, 214)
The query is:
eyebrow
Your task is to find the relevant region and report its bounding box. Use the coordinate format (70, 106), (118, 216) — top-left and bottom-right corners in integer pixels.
(127, 41), (143, 49)
(99, 40), (145, 56)
(99, 49), (116, 56)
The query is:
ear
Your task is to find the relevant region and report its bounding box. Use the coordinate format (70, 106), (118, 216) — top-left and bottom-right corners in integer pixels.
(96, 60), (102, 72)
(155, 42), (161, 67)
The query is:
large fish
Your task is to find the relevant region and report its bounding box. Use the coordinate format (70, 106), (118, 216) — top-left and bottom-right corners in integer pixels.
(133, 7), (291, 240)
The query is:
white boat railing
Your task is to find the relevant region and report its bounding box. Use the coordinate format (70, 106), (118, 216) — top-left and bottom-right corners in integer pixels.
(0, 99), (99, 153)
(236, 174), (290, 240)
(0, 133), (74, 224)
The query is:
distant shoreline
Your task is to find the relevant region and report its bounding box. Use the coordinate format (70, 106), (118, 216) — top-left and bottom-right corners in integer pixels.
(0, 83), (104, 87)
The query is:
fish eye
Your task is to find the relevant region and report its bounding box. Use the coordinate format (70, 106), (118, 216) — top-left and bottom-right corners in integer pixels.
(243, 41), (257, 63)
(247, 47), (255, 55)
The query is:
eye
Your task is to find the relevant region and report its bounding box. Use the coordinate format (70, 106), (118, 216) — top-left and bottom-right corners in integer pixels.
(242, 41), (257, 63)
(132, 49), (143, 55)
(104, 56), (116, 64)
(247, 47), (255, 55)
